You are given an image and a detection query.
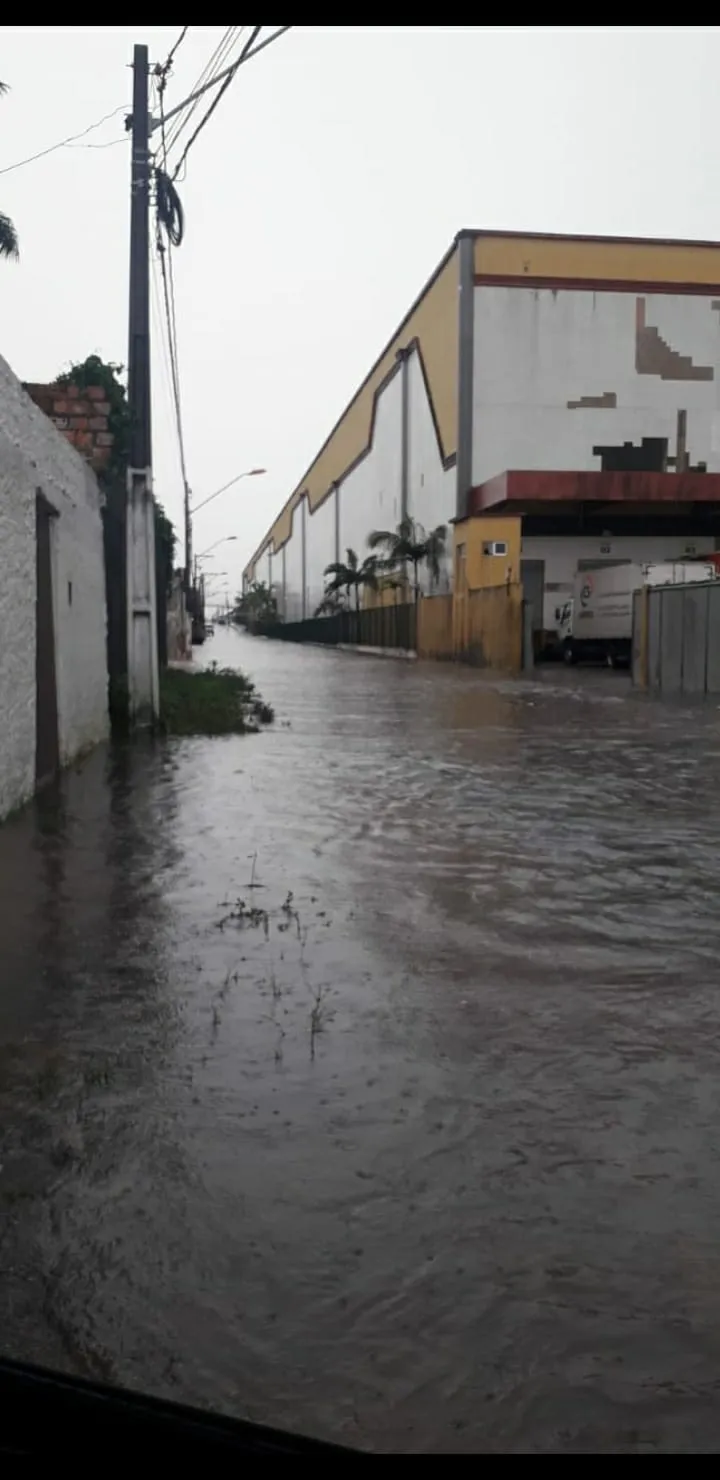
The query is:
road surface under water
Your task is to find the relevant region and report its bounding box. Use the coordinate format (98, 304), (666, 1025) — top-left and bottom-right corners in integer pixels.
(2, 631), (720, 1452)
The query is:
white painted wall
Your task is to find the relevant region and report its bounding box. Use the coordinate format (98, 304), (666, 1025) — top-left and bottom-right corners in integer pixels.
(523, 533), (716, 629)
(283, 504), (304, 622)
(305, 489), (336, 615)
(0, 424), (34, 817)
(0, 353), (108, 821)
(407, 350), (456, 592)
(274, 350), (457, 615)
(256, 546), (271, 591)
(54, 461), (109, 767)
(338, 365), (403, 563)
(473, 286), (720, 484)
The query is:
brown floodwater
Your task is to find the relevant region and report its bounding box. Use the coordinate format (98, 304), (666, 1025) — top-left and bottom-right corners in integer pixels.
(2, 629), (720, 1452)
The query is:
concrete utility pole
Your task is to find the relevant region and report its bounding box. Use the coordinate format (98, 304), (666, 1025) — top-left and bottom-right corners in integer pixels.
(127, 42), (160, 726)
(184, 482), (193, 597)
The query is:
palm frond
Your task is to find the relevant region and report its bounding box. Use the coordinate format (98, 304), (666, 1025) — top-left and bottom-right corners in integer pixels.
(424, 524), (448, 584)
(0, 211), (19, 261)
(367, 528), (396, 552)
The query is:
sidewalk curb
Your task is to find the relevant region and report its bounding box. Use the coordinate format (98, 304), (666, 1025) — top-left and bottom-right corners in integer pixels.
(336, 645), (417, 662)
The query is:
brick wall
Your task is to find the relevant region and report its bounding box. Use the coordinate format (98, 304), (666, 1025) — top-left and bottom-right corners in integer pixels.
(23, 382), (114, 474)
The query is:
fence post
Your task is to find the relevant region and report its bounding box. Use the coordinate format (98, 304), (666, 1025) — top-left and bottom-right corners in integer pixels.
(636, 584), (649, 689)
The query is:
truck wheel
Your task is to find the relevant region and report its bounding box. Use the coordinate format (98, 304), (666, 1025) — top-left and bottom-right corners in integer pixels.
(563, 639), (575, 666)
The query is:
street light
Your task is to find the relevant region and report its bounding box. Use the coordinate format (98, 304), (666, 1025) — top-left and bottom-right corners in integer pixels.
(185, 468), (266, 595)
(196, 535), (238, 560)
(190, 468), (266, 517)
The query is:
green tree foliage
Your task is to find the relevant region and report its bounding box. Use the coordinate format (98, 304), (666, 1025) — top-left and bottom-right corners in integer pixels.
(0, 83), (19, 261)
(367, 516), (447, 604)
(321, 548), (378, 613)
(233, 581), (279, 627)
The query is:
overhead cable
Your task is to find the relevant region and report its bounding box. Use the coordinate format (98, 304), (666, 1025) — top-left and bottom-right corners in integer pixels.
(163, 26), (242, 163)
(170, 27), (295, 181)
(164, 25), (190, 72)
(0, 103), (128, 176)
(155, 228), (189, 492)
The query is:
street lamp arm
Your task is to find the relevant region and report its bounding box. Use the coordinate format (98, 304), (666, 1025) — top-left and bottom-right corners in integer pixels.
(196, 535), (238, 560)
(190, 468), (266, 516)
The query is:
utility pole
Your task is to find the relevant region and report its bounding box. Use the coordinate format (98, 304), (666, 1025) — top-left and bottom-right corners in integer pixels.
(127, 42), (160, 726)
(184, 481), (193, 596)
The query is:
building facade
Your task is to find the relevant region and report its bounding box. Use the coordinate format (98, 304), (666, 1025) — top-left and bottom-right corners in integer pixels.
(244, 231), (720, 632)
(0, 352), (109, 821)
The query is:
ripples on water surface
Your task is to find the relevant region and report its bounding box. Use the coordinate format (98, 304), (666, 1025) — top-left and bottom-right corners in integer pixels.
(2, 630), (720, 1452)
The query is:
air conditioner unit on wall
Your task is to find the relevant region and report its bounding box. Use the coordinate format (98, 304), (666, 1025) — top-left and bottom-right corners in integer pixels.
(483, 540), (508, 557)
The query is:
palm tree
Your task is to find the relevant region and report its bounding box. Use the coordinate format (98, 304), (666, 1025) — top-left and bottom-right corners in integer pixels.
(0, 84), (19, 261)
(368, 516), (447, 606)
(233, 580), (278, 628)
(322, 547), (378, 613)
(314, 588), (346, 617)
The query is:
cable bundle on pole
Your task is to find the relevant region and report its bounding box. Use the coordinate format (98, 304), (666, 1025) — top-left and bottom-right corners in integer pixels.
(155, 168), (184, 247)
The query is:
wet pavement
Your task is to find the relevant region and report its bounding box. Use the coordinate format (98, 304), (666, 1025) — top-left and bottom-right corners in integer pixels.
(2, 630), (720, 1452)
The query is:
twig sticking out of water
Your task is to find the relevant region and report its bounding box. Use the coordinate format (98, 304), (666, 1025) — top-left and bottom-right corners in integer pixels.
(215, 898), (269, 936)
(309, 984), (331, 1061)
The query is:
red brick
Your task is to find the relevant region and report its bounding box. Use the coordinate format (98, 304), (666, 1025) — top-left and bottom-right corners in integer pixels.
(74, 431), (93, 450)
(96, 431), (114, 447)
(25, 386), (53, 412)
(86, 386), (106, 401)
(65, 385), (80, 399)
(51, 398), (71, 415)
(52, 416), (69, 430)
(69, 415), (88, 430)
(92, 401), (111, 416)
(88, 416), (108, 432)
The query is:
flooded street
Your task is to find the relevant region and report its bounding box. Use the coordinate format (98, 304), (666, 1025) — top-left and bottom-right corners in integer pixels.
(3, 629), (720, 1452)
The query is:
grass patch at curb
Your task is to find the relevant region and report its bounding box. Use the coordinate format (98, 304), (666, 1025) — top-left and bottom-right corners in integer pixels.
(160, 664), (275, 737)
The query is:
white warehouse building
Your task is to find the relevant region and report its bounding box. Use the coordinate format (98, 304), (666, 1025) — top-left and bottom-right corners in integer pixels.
(245, 230), (720, 633)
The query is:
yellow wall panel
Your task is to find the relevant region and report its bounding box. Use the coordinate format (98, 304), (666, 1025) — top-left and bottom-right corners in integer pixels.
(473, 233), (720, 288)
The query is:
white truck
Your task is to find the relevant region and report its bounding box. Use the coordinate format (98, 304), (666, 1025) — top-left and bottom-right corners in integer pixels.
(559, 560), (718, 666)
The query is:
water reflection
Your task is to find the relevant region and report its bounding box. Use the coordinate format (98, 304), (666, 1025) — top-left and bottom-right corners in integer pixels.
(2, 631), (720, 1451)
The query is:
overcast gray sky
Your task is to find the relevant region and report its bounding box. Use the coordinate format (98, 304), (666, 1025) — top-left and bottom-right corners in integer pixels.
(2, 26), (719, 603)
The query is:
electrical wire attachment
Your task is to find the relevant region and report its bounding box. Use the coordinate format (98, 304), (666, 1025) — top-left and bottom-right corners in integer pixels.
(155, 168), (184, 247)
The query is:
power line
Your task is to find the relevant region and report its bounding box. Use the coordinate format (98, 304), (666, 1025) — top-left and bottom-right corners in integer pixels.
(170, 26), (261, 180)
(170, 26), (292, 181)
(163, 27), (239, 159)
(150, 247), (184, 487)
(165, 25), (190, 71)
(65, 136), (128, 152)
(0, 104), (128, 176)
(153, 22), (198, 173)
(163, 26), (242, 164)
(161, 24), (291, 143)
(155, 228), (189, 493)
